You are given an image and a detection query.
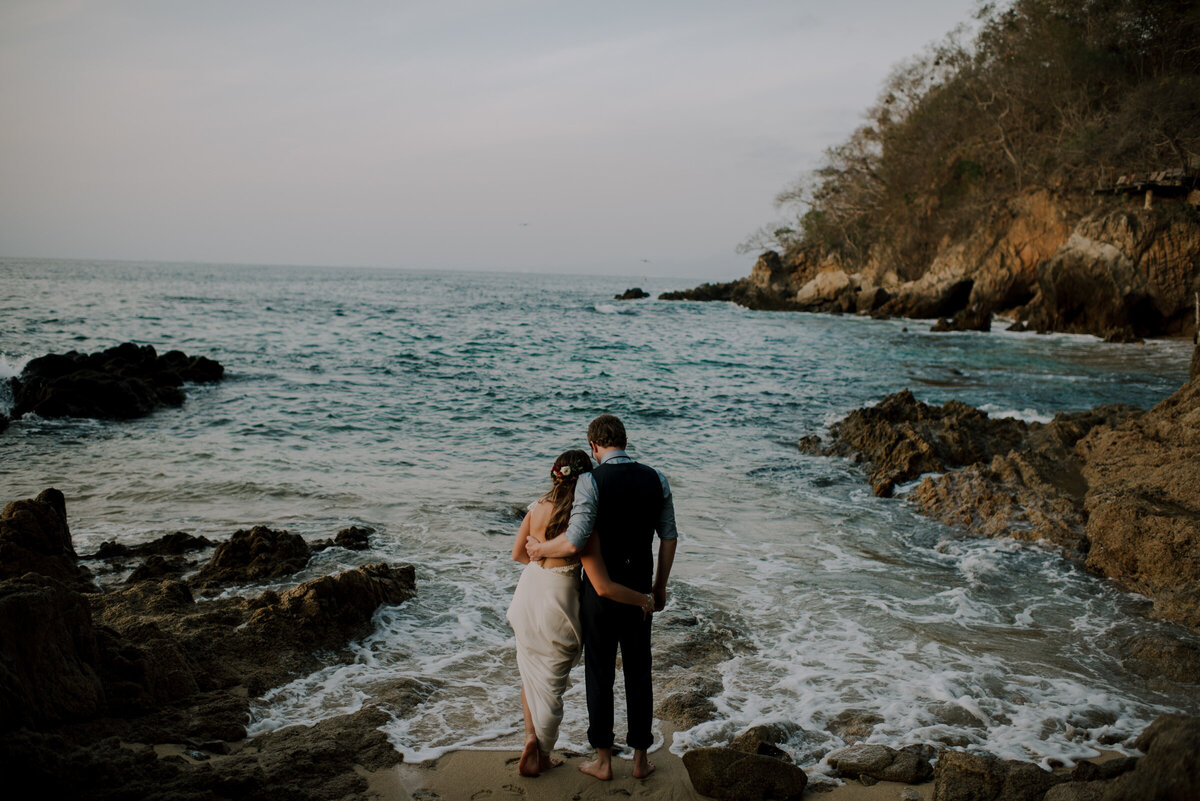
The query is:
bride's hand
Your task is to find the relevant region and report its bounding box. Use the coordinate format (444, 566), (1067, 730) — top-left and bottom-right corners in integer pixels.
(526, 536), (543, 561)
(640, 593), (654, 618)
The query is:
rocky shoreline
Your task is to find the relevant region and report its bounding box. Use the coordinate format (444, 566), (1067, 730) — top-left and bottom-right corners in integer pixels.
(661, 196), (1200, 342)
(799, 348), (1200, 638)
(0, 488), (416, 801)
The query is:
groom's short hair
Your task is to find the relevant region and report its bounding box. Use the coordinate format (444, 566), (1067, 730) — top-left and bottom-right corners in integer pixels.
(588, 414), (627, 449)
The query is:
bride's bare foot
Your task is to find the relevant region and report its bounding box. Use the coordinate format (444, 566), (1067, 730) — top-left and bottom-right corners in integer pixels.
(578, 757), (613, 781)
(518, 737), (541, 777)
(537, 751), (561, 772)
(632, 751), (656, 779)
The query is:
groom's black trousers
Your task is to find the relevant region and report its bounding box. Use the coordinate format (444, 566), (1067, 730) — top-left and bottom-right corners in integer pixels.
(580, 584), (653, 751)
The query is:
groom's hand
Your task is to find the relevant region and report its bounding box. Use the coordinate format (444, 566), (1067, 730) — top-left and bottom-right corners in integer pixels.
(653, 586), (666, 612)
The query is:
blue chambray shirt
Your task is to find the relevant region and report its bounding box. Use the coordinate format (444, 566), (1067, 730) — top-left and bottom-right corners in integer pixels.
(563, 449), (678, 550)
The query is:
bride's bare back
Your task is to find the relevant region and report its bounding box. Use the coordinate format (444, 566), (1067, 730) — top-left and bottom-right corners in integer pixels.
(526, 500), (579, 570)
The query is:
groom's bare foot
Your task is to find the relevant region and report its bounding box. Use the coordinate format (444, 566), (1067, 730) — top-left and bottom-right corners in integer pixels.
(578, 757), (613, 781)
(632, 751), (656, 779)
(518, 737), (541, 777)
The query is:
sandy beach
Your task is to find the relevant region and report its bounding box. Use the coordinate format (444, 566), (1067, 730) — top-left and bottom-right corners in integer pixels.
(373, 730), (934, 801)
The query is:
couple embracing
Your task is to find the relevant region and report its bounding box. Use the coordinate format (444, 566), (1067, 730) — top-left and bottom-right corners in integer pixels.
(507, 414), (678, 781)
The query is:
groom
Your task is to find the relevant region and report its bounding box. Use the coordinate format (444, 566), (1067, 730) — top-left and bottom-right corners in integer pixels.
(526, 414), (678, 780)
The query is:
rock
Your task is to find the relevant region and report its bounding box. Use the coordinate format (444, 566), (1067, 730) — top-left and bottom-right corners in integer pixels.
(797, 435), (823, 455)
(931, 305), (992, 332)
(932, 750), (1063, 801)
(94, 541), (130, 559)
(824, 390), (1029, 497)
(245, 562), (416, 650)
(660, 252), (807, 311)
(139, 531), (216, 555)
(88, 531), (215, 561)
(731, 723), (795, 762)
(1007, 320), (1028, 332)
(1077, 379), (1200, 629)
(1102, 326), (1143, 343)
(0, 413), (8, 433)
(1024, 210), (1200, 338)
(828, 708), (884, 743)
(857, 286), (892, 314)
(1069, 757), (1137, 782)
(334, 525), (373, 550)
(910, 448), (1090, 554)
(615, 287), (650, 300)
(0, 488), (94, 589)
(0, 574), (106, 728)
(827, 742), (933, 783)
(10, 343), (224, 421)
(191, 525), (311, 590)
(824, 376), (1200, 630)
(901, 789), (926, 801)
(655, 688), (717, 728)
(1043, 783), (1107, 801)
(1121, 633), (1200, 684)
(1099, 714), (1200, 800)
(0, 705), (400, 801)
(125, 554), (186, 583)
(796, 269), (856, 308)
(681, 747), (808, 800)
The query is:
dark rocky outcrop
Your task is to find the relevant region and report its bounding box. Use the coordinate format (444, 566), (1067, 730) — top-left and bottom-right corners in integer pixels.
(191, 526), (311, 591)
(1, 705), (401, 801)
(0, 489), (416, 800)
(7, 342), (223, 423)
(615, 287), (650, 300)
(659, 253), (806, 311)
(0, 488), (95, 590)
(817, 390), (1032, 498)
(931, 305), (993, 332)
(310, 525), (373, 553)
(681, 746), (808, 800)
(0, 574), (106, 729)
(1098, 714), (1200, 800)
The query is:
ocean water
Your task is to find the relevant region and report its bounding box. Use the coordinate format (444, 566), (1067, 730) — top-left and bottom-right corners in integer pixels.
(3, 257), (1199, 771)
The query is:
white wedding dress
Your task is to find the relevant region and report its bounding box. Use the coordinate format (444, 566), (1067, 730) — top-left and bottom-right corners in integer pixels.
(506, 536), (583, 755)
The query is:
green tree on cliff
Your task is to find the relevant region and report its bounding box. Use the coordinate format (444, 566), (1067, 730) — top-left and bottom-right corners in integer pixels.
(754, 0), (1200, 278)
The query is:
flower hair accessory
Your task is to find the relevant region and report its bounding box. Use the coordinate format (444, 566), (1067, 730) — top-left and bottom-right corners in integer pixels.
(552, 464), (573, 480)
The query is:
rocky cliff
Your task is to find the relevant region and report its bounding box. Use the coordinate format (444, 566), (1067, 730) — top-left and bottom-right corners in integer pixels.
(664, 193), (1200, 340)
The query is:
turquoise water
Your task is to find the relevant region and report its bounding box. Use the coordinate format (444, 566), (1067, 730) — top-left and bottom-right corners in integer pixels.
(3, 257), (1198, 770)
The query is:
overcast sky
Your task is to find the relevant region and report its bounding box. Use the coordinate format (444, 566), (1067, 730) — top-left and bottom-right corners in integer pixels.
(1, 1), (979, 279)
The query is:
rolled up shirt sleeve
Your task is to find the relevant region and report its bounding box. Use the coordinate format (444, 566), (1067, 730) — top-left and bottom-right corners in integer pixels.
(656, 470), (678, 541)
(563, 472), (598, 550)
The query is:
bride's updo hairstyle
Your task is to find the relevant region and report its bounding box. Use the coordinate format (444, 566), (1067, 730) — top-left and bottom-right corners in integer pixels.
(542, 449), (593, 539)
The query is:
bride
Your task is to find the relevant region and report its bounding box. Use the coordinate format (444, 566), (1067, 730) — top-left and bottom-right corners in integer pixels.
(507, 449), (654, 777)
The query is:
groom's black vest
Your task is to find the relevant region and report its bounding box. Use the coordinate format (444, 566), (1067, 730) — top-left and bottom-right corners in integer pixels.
(589, 461), (664, 594)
